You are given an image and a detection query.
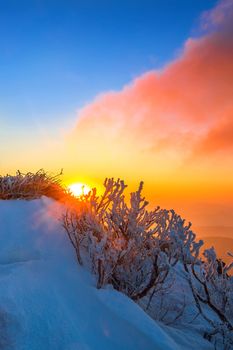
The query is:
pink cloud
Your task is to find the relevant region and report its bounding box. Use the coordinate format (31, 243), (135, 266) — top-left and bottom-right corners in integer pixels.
(195, 117), (233, 155)
(71, 0), (233, 166)
(201, 0), (233, 30)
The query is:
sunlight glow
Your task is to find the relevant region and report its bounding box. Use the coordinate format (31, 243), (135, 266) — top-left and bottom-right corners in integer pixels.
(68, 183), (91, 197)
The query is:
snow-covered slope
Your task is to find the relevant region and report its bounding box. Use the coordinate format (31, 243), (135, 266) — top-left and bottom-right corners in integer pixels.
(0, 198), (181, 350)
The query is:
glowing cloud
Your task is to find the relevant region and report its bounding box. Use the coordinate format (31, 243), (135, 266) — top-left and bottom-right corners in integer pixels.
(71, 0), (232, 170)
(68, 0), (233, 226)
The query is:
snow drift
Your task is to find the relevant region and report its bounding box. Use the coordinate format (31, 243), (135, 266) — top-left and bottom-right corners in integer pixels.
(0, 197), (184, 350)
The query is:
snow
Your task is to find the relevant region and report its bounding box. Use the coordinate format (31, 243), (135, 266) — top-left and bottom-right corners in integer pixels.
(0, 198), (212, 349)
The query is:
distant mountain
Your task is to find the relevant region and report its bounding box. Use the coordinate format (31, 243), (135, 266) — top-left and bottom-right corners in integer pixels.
(194, 226), (233, 239)
(192, 225), (233, 264)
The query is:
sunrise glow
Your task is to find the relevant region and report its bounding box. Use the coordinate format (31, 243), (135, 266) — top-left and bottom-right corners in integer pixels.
(1, 0), (232, 237)
(68, 183), (91, 197)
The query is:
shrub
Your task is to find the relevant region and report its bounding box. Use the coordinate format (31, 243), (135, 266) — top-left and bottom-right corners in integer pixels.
(184, 247), (233, 348)
(63, 178), (202, 297)
(0, 169), (66, 200)
(63, 177), (233, 348)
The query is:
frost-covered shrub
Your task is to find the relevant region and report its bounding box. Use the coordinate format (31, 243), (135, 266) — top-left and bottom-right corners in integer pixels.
(63, 177), (233, 348)
(63, 178), (202, 299)
(183, 245), (233, 348)
(0, 169), (66, 200)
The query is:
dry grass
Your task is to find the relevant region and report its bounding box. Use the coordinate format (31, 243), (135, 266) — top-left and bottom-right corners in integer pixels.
(0, 169), (68, 201)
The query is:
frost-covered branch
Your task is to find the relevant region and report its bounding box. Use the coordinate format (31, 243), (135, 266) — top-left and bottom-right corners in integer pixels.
(62, 177), (233, 349)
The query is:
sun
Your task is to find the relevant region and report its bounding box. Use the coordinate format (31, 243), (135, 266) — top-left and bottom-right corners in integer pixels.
(68, 183), (91, 197)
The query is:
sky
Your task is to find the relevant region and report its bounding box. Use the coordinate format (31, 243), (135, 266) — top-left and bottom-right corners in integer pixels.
(0, 0), (233, 233)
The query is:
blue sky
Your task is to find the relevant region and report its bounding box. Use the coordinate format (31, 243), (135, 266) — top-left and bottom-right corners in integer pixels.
(0, 0), (217, 129)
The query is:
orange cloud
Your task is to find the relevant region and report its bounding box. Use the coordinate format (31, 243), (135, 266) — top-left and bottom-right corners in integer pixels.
(71, 0), (233, 172)
(66, 0), (233, 231)
(195, 117), (233, 156)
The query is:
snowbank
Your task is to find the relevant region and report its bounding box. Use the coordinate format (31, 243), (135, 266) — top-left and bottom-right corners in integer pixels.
(0, 198), (180, 350)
